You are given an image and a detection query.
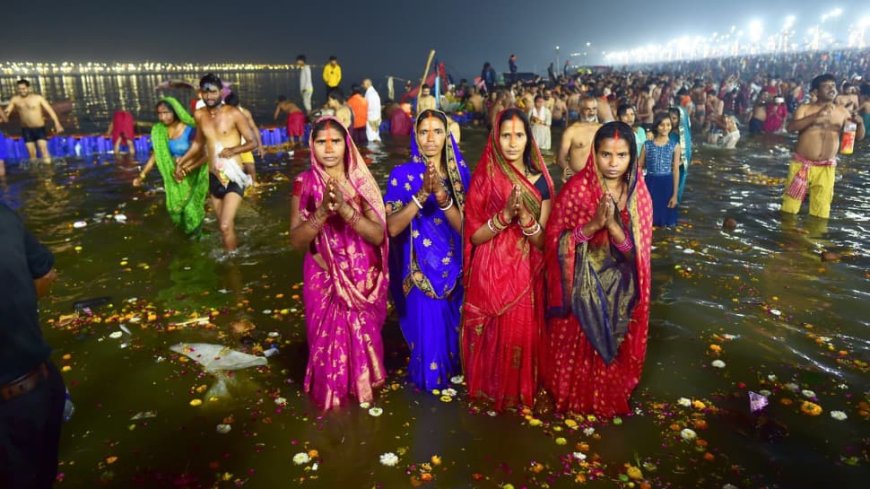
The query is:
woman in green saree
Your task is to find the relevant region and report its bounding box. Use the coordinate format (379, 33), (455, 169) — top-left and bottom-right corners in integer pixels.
(133, 97), (208, 235)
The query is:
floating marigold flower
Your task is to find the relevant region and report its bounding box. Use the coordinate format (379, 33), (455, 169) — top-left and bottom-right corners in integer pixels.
(800, 401), (823, 416)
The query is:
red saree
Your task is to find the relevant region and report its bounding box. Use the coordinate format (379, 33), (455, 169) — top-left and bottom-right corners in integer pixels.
(461, 113), (554, 411)
(543, 150), (652, 417)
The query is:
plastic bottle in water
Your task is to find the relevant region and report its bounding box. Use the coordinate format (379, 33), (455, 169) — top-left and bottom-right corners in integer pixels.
(840, 121), (857, 155)
(63, 388), (75, 422)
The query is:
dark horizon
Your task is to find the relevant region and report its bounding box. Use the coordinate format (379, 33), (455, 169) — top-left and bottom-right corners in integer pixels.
(1, 0), (865, 82)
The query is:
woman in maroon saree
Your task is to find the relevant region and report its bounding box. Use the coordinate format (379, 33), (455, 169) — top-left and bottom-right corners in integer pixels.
(543, 121), (653, 417)
(461, 108), (555, 411)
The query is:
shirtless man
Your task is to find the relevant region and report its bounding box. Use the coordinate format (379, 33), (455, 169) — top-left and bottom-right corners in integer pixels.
(596, 88), (615, 123)
(782, 74), (865, 219)
(834, 82), (859, 113)
(551, 93), (567, 127)
(326, 91), (352, 129)
(274, 96), (304, 144)
(557, 96), (601, 182)
(691, 82), (707, 127)
(465, 87), (485, 124)
(224, 91), (263, 185)
(173, 74), (258, 251)
(705, 91), (724, 133)
(417, 84), (437, 113)
(5, 79), (64, 162)
(637, 84), (655, 124)
(566, 89), (581, 121)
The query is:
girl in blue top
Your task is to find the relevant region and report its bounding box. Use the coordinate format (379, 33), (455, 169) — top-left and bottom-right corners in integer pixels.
(639, 112), (680, 227)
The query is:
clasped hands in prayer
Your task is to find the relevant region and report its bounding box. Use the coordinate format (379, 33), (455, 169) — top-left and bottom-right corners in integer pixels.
(415, 161), (451, 208)
(316, 179), (356, 221)
(500, 185), (535, 228)
(588, 193), (622, 234)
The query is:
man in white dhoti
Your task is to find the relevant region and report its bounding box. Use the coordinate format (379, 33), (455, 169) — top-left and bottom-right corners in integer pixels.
(296, 55), (313, 113)
(528, 95), (552, 151)
(362, 78), (382, 142)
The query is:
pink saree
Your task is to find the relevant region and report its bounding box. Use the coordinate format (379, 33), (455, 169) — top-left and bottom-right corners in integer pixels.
(293, 117), (389, 410)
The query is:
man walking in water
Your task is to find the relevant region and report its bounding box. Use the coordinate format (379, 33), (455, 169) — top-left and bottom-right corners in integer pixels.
(557, 96), (601, 182)
(782, 74), (864, 219)
(296, 55), (313, 113)
(174, 74), (258, 251)
(5, 79), (64, 162)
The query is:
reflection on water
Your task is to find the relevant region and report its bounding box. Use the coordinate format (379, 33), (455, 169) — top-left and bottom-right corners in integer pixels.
(1, 71), (301, 133)
(1, 114), (868, 487)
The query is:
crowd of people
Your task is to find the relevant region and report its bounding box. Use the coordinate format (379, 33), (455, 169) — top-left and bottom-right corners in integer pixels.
(0, 47), (867, 487)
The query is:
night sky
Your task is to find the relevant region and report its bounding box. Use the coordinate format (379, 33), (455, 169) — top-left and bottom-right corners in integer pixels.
(1, 0), (864, 80)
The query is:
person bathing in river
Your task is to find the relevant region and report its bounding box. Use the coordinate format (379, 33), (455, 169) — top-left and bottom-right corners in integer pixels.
(224, 91), (262, 187)
(173, 74), (258, 251)
(782, 74), (865, 219)
(106, 109), (136, 158)
(134, 97), (209, 235)
(4, 79), (64, 162)
(274, 96), (306, 145)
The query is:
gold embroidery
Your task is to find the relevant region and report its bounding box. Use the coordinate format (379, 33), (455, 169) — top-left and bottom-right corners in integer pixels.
(391, 178), (398, 187)
(422, 238), (432, 247)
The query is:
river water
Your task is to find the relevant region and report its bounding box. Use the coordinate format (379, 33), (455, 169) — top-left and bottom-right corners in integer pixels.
(0, 72), (867, 488)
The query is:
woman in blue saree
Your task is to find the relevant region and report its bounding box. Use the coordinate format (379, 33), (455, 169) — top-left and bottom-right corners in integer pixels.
(385, 109), (471, 390)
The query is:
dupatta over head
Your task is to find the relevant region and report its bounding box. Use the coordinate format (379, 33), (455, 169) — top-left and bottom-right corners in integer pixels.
(393, 110), (470, 301)
(462, 109), (555, 316)
(296, 116), (389, 309)
(151, 96), (209, 235)
(545, 122), (653, 364)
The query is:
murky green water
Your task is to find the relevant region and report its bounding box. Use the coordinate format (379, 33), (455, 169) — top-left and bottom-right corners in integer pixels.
(1, 127), (867, 489)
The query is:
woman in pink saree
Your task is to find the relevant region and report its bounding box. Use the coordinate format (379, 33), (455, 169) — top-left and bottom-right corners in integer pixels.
(289, 117), (389, 410)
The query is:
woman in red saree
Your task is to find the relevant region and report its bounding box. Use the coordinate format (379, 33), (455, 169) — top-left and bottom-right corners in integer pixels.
(543, 121), (653, 417)
(289, 117), (389, 410)
(462, 108), (555, 411)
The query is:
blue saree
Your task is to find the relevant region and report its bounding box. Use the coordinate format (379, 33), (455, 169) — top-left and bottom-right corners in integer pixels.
(385, 114), (471, 390)
(670, 106), (692, 203)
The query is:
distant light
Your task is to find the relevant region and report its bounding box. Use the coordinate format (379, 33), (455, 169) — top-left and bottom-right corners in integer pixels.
(585, 41), (591, 47)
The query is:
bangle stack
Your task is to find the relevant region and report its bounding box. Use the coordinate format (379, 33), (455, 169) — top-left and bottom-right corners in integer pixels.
(487, 212), (510, 233)
(612, 236), (634, 253)
(347, 207), (362, 227)
(306, 212), (324, 231)
(521, 220), (542, 236)
(574, 225), (593, 243)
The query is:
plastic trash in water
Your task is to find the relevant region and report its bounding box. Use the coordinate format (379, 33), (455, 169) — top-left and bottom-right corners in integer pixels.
(73, 296), (111, 311)
(170, 343), (269, 399)
(263, 345), (280, 358)
(749, 391), (769, 413)
(169, 343), (268, 372)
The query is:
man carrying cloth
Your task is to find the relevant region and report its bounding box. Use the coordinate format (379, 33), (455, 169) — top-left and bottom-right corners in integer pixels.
(174, 74), (258, 251)
(782, 74), (865, 219)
